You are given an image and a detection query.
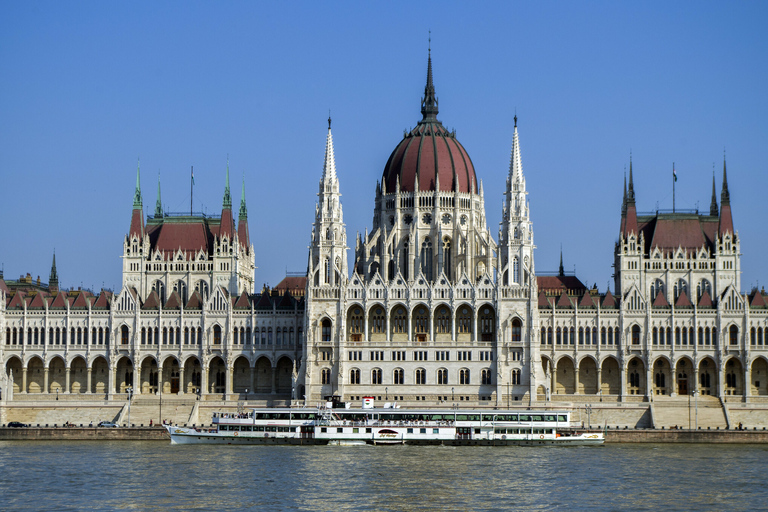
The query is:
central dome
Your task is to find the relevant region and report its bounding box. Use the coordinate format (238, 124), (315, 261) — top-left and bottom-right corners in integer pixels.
(381, 54), (477, 195)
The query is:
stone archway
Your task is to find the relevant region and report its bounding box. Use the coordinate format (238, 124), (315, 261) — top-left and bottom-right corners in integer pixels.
(161, 357), (181, 394)
(652, 358), (671, 396)
(724, 357), (743, 396)
(555, 357), (575, 395)
(232, 356), (251, 393)
(751, 358), (768, 396)
(183, 357), (201, 395)
(675, 358), (693, 396)
(698, 357), (717, 396)
(91, 357), (109, 394)
(600, 357), (620, 396)
(626, 357), (646, 397)
(208, 356), (226, 394)
(115, 357), (134, 394)
(25, 357), (44, 393)
(578, 358), (598, 394)
(70, 357), (87, 393)
(276, 356), (293, 394)
(5, 357), (23, 394)
(48, 357), (65, 394)
(140, 357), (159, 394)
(254, 357), (272, 393)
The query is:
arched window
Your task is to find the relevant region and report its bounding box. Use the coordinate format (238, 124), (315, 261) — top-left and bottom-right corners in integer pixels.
(437, 368), (448, 385)
(393, 368), (404, 385)
(481, 369), (492, 385)
(415, 368), (426, 385)
(121, 325), (129, 345)
(349, 369), (360, 385)
(402, 237), (409, 280)
(457, 307), (472, 334)
(176, 280), (188, 304)
(512, 369), (521, 385)
(511, 318), (522, 342)
(392, 307), (407, 335)
(697, 279), (712, 300)
(442, 237), (452, 280)
(371, 368), (382, 385)
(322, 319), (332, 342)
(460, 368), (471, 385)
(435, 307), (450, 334)
(729, 325), (739, 346)
(213, 325), (222, 345)
(153, 280), (166, 304)
(513, 257), (520, 284)
(479, 307), (495, 341)
(413, 307), (428, 341)
(324, 257), (331, 285)
(196, 280), (209, 301)
(370, 307), (385, 334)
(651, 279), (665, 301)
(421, 237), (433, 281)
(632, 325), (641, 345)
(321, 368), (331, 385)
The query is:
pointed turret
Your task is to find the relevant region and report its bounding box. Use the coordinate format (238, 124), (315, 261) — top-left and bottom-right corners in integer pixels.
(154, 173), (163, 218)
(420, 47), (438, 121)
(622, 157), (638, 236)
(709, 171), (719, 216)
(129, 159), (145, 239)
(719, 157), (733, 235)
(508, 115), (525, 185)
(49, 252), (59, 293)
(559, 248), (564, 277)
(237, 177), (250, 247)
(220, 158), (234, 240)
(322, 116), (337, 182)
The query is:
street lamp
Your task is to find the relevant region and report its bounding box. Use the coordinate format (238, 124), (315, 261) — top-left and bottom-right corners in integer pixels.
(56, 388), (59, 401)
(385, 387), (388, 400)
(585, 404), (592, 428)
(452, 387), (455, 402)
(126, 386), (133, 427)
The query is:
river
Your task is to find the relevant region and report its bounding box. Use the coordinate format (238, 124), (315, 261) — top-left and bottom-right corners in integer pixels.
(1, 441), (766, 511)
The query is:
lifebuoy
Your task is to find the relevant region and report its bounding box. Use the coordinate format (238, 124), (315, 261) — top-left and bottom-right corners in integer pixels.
(539, 435), (544, 439)
(234, 431), (239, 436)
(501, 435), (506, 440)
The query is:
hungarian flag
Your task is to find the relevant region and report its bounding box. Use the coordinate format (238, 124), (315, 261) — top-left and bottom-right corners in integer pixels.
(191, 167), (195, 185)
(673, 164), (677, 182)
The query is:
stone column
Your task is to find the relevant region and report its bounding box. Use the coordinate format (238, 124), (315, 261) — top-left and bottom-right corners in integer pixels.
(596, 367), (603, 400)
(201, 364), (209, 396)
(64, 366), (71, 394)
(249, 367), (256, 395)
(574, 363), (580, 395)
(108, 364), (115, 398)
(86, 368), (92, 394)
(646, 365), (653, 401)
(225, 363), (233, 396)
(744, 366), (751, 401)
(619, 364), (626, 403)
(178, 367), (185, 395)
(43, 368), (49, 394)
(157, 364), (163, 395)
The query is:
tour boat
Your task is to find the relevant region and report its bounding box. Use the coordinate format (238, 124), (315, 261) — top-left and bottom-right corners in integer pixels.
(164, 397), (604, 446)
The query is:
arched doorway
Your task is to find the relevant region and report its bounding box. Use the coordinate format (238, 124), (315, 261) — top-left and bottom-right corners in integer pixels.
(208, 356), (226, 394)
(627, 357), (646, 396)
(47, 357), (65, 394)
(652, 358), (671, 396)
(232, 356), (251, 393)
(115, 357), (134, 394)
(600, 357), (620, 396)
(578, 358), (598, 394)
(675, 358), (692, 395)
(724, 357), (743, 396)
(70, 356), (87, 393)
(91, 357), (109, 394)
(5, 357), (23, 394)
(751, 358), (768, 396)
(140, 357), (159, 394)
(276, 357), (293, 394)
(161, 357), (180, 394)
(254, 356), (272, 393)
(183, 357), (202, 395)
(555, 357), (575, 395)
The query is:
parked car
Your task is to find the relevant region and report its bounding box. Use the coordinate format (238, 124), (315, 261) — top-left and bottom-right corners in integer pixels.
(97, 421), (119, 428)
(7, 421), (28, 428)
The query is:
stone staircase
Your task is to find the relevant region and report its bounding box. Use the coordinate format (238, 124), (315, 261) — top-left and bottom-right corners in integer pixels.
(122, 396), (197, 426)
(651, 396), (728, 429)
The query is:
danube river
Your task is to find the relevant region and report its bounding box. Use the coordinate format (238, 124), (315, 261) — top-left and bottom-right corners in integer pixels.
(1, 441), (766, 511)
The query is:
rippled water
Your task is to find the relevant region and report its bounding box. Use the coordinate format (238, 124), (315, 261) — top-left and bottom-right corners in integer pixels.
(1, 441), (767, 511)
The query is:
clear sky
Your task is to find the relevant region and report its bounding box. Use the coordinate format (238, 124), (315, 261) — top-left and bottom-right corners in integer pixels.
(1, 1), (766, 295)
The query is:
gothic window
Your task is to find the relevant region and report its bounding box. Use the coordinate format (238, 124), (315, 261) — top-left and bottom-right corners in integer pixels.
(320, 319), (332, 343)
(459, 368), (471, 385)
(349, 369), (360, 385)
(371, 368), (382, 385)
(481, 369), (492, 385)
(196, 280), (209, 301)
(540, 327), (546, 345)
(511, 318), (522, 342)
(437, 368), (448, 385)
(697, 280), (712, 300)
(402, 237), (409, 280)
(729, 325), (739, 346)
(413, 307), (429, 339)
(513, 257), (520, 284)
(556, 327), (562, 345)
(442, 237), (451, 280)
(324, 257), (331, 285)
(213, 325), (222, 345)
(153, 280), (166, 304)
(415, 368), (426, 385)
(435, 307), (451, 334)
(547, 327), (553, 345)
(457, 307), (472, 334)
(393, 368), (404, 385)
(651, 279), (664, 301)
(121, 325), (129, 345)
(176, 281), (188, 304)
(512, 369), (521, 385)
(348, 308), (363, 340)
(421, 238), (433, 281)
(653, 327), (658, 345)
(674, 279), (688, 299)
(321, 368), (331, 385)
(371, 307), (385, 334)
(391, 307), (407, 335)
(632, 325), (641, 345)
(387, 260), (394, 280)
(480, 307), (495, 342)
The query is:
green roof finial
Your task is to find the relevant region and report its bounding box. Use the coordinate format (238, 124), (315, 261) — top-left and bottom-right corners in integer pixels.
(133, 158), (143, 208)
(223, 156), (232, 208)
(155, 172), (163, 218)
(239, 174), (248, 219)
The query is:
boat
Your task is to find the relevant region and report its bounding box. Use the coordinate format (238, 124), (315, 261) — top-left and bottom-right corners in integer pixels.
(164, 397), (604, 446)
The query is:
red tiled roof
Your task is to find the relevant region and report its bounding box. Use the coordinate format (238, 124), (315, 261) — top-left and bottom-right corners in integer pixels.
(234, 292), (250, 309)
(0, 279), (9, 295)
(219, 207), (234, 240)
(238, 218), (250, 248)
(72, 291), (89, 309)
(536, 275), (587, 294)
(93, 291), (111, 309)
(538, 291), (552, 308)
(147, 220), (213, 257)
(165, 291), (181, 309)
(7, 291), (25, 309)
(719, 204), (734, 235)
(50, 292), (68, 309)
(255, 293), (272, 309)
(275, 276), (307, 295)
(129, 207), (144, 240)
(28, 292), (48, 309)
(143, 290), (160, 310)
(623, 204), (638, 237)
(186, 290), (203, 310)
(602, 290), (617, 308)
(579, 292), (596, 308)
(556, 291), (573, 308)
(698, 290), (714, 307)
(652, 292), (670, 307)
(750, 291), (766, 307)
(675, 290), (693, 307)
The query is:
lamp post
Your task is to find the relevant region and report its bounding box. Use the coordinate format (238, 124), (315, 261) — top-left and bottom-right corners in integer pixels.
(56, 388), (59, 401)
(452, 387), (455, 402)
(585, 404), (592, 428)
(126, 386), (133, 427)
(385, 387), (388, 400)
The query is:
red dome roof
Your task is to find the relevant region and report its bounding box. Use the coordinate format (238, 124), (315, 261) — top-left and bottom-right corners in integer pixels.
(381, 121), (477, 194)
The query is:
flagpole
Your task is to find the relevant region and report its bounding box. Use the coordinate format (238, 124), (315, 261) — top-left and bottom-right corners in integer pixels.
(673, 162), (676, 213)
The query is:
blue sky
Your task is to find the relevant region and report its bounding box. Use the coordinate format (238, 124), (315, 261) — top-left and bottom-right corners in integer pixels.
(1, 1), (766, 294)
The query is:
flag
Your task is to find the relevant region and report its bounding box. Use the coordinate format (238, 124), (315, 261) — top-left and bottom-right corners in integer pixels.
(673, 165), (677, 182)
(191, 167), (195, 185)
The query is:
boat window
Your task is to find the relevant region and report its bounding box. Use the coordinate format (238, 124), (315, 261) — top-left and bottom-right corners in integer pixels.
(557, 415), (567, 422)
(242, 426), (252, 431)
(353, 428), (359, 433)
(366, 428), (372, 433)
(267, 426), (277, 432)
(337, 427), (343, 433)
(433, 428), (439, 434)
(519, 415), (530, 422)
(531, 415), (543, 422)
(254, 426), (264, 432)
(320, 427), (327, 433)
(474, 428), (480, 434)
(544, 415), (556, 422)
(482, 415), (496, 421)
(420, 428), (426, 434)
(407, 428), (413, 433)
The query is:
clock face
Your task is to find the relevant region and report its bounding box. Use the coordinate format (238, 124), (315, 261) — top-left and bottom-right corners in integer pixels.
(422, 213), (432, 224)
(442, 213), (452, 224)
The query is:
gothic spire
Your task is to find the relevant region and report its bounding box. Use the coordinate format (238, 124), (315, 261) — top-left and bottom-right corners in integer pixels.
(322, 116), (337, 182)
(49, 251), (59, 292)
(223, 157), (232, 209)
(154, 173), (163, 218)
(508, 115), (524, 183)
(622, 170), (627, 215)
(709, 169), (719, 216)
(420, 46), (438, 121)
(133, 159), (142, 208)
(559, 247), (564, 277)
(721, 155), (730, 205)
(627, 155), (635, 204)
(239, 175), (248, 219)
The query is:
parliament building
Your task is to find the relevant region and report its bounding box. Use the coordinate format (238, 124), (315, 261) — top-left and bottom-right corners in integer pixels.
(2, 54), (767, 416)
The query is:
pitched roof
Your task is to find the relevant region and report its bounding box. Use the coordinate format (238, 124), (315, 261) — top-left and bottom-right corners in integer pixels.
(675, 290), (693, 307)
(165, 290), (181, 310)
(556, 291), (573, 308)
(536, 275), (587, 295)
(7, 291), (25, 309)
(275, 276), (307, 297)
(637, 214), (719, 254)
(538, 291), (552, 308)
(255, 293), (272, 309)
(698, 290), (714, 308)
(143, 290), (160, 310)
(579, 292), (596, 308)
(50, 292), (68, 309)
(28, 292), (48, 309)
(750, 290), (766, 308)
(0, 278), (9, 295)
(186, 290), (203, 310)
(234, 291), (250, 309)
(652, 292), (670, 307)
(71, 291), (89, 309)
(601, 290), (617, 308)
(93, 291), (111, 309)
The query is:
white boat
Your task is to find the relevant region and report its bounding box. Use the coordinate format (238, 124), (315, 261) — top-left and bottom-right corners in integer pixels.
(165, 398), (604, 446)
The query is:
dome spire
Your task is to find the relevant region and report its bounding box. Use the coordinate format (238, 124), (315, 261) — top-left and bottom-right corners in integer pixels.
(420, 36), (438, 121)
